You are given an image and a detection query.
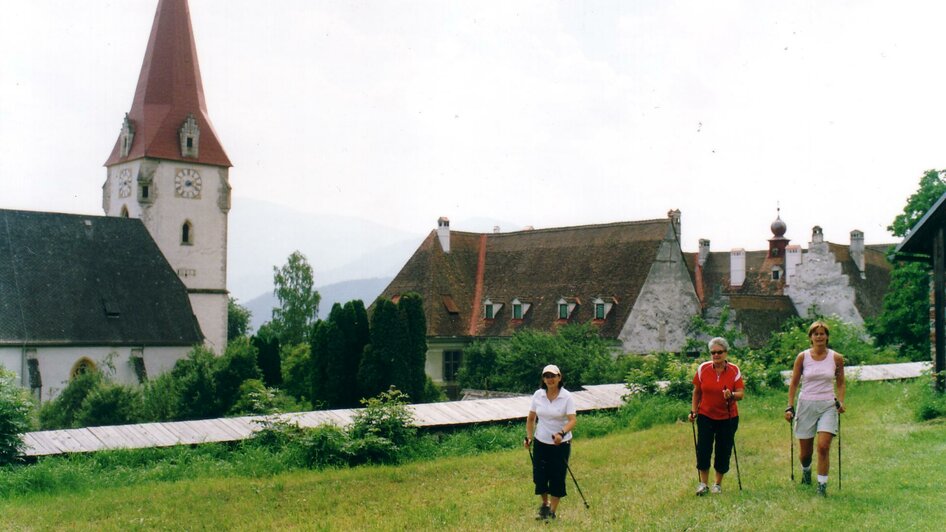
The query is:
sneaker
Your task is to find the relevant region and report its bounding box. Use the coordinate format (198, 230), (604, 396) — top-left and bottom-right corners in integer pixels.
(535, 505), (550, 520)
(711, 484), (722, 494)
(801, 469), (812, 485)
(548, 512), (557, 520)
(696, 483), (709, 496)
(817, 482), (827, 497)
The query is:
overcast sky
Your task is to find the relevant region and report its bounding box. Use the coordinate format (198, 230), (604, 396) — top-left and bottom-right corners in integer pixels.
(3, 0), (945, 255)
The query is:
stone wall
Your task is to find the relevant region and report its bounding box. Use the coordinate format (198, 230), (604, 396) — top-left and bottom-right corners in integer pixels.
(785, 240), (863, 324)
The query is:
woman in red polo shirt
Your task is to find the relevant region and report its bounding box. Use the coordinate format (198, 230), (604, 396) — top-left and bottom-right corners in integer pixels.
(688, 337), (745, 495)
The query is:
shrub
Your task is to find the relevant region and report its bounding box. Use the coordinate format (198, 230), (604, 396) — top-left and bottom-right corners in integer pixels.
(299, 425), (350, 467)
(280, 343), (312, 404)
(229, 379), (279, 416)
(914, 376), (946, 421)
(38, 370), (106, 429)
(624, 352), (694, 400)
(349, 387), (416, 448)
(0, 368), (31, 464)
(75, 383), (143, 427)
(213, 338), (262, 414)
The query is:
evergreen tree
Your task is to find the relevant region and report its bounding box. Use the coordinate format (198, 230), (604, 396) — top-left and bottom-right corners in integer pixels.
(252, 323), (282, 387)
(398, 293), (428, 402)
(358, 298), (404, 399)
(336, 300), (370, 406)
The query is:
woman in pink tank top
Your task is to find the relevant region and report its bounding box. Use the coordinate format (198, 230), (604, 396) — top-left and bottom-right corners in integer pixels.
(784, 320), (846, 497)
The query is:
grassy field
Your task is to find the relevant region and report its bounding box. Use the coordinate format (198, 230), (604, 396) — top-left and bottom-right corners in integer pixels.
(1, 380), (945, 530)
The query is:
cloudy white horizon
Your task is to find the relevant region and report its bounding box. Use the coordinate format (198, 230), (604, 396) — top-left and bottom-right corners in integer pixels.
(3, 0), (944, 264)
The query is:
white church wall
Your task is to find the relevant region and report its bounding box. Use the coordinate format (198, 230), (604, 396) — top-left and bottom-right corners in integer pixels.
(189, 292), (229, 353)
(0, 348), (22, 382)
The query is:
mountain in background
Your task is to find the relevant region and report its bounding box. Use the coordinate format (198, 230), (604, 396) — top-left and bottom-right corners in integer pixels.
(228, 198), (523, 331)
(227, 198), (422, 301)
(245, 276), (394, 333)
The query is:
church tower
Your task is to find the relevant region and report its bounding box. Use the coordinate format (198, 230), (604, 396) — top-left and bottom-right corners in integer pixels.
(102, 0), (231, 352)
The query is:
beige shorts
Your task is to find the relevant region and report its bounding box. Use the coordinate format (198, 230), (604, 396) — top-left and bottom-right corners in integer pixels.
(794, 399), (838, 439)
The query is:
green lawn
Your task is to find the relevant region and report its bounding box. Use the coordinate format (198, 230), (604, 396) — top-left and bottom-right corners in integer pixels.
(2, 380), (945, 530)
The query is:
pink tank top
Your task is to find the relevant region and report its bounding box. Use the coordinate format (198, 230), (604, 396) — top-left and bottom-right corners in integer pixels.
(800, 349), (837, 401)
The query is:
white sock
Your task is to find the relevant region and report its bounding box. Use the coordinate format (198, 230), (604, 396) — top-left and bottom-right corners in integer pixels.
(817, 474), (828, 484)
(802, 465), (811, 472)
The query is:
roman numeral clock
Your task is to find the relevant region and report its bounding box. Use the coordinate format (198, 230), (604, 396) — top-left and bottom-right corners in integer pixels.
(175, 168), (202, 199)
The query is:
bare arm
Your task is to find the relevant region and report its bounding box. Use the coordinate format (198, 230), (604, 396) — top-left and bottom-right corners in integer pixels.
(835, 353), (846, 413)
(785, 353), (804, 421)
(525, 411), (537, 447)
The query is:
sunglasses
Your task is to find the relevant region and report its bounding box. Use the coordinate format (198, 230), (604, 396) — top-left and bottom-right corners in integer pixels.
(542, 373), (559, 378)
(710, 350), (726, 355)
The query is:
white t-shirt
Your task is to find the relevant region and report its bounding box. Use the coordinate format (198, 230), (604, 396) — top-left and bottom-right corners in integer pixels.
(530, 387), (577, 445)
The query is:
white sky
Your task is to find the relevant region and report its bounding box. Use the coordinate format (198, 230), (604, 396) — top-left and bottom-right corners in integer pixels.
(2, 0), (945, 254)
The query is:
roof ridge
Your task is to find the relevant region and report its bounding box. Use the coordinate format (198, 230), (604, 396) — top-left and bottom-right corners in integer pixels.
(448, 218), (669, 237)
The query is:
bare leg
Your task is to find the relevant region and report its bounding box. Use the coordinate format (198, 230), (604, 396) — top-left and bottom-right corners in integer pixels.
(549, 496), (560, 514)
(714, 471), (724, 485)
(798, 437), (814, 467)
(816, 431), (833, 475)
(699, 469), (709, 484)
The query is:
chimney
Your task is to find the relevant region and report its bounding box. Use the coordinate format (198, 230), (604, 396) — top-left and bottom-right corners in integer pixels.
(812, 225), (824, 244)
(667, 209), (682, 242)
(850, 229), (865, 278)
(785, 244), (802, 285)
(493, 225), (501, 234)
(437, 217), (450, 253)
(730, 248), (745, 287)
(698, 239), (710, 266)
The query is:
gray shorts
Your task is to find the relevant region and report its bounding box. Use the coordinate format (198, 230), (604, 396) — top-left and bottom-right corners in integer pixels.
(794, 399), (838, 439)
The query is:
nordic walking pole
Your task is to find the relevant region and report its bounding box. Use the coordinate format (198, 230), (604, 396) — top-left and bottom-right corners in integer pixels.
(835, 398), (842, 491)
(790, 415), (795, 482)
(690, 413), (701, 483)
(726, 388), (742, 491)
(563, 455), (590, 509)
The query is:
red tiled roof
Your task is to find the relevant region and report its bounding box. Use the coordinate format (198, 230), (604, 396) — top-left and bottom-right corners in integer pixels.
(104, 0), (231, 167)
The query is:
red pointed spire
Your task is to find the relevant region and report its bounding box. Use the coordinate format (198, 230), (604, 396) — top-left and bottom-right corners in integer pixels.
(105, 0), (231, 167)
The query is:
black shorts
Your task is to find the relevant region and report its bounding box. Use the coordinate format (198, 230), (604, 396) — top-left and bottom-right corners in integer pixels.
(532, 440), (571, 498)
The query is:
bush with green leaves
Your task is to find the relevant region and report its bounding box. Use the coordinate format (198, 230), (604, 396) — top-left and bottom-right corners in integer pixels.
(38, 369), (106, 429)
(280, 343), (312, 405)
(459, 323), (620, 394)
(0, 368), (32, 464)
(212, 337), (262, 414)
(228, 379), (279, 415)
(914, 373), (946, 421)
(624, 352), (694, 400)
(349, 387), (416, 448)
(75, 383), (143, 427)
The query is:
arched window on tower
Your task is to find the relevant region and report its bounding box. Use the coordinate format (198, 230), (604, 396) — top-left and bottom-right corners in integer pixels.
(120, 205), (129, 218)
(181, 220), (194, 245)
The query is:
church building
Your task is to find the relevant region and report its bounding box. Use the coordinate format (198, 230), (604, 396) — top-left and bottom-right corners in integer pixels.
(0, 0), (231, 400)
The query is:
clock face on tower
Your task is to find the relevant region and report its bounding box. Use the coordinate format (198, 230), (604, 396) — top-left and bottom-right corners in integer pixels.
(175, 169), (202, 199)
(118, 169), (132, 198)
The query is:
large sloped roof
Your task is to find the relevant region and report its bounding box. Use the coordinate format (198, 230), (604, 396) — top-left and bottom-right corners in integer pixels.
(0, 209), (203, 346)
(380, 219), (672, 340)
(104, 0), (230, 167)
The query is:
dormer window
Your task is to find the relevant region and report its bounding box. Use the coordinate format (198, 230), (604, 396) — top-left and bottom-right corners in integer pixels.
(483, 298), (503, 319)
(179, 113), (200, 158)
(592, 297), (617, 320)
(511, 298), (531, 320)
(556, 297), (578, 320)
(772, 266), (783, 281)
(120, 113), (135, 158)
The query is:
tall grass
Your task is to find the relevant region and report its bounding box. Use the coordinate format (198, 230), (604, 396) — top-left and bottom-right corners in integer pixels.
(1, 380), (945, 529)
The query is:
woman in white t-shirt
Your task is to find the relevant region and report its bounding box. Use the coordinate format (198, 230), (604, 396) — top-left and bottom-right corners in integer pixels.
(524, 364), (577, 520)
(784, 320), (847, 497)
